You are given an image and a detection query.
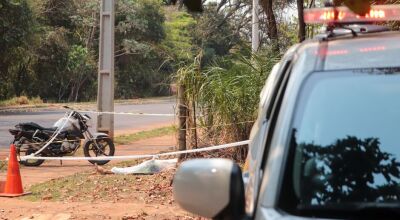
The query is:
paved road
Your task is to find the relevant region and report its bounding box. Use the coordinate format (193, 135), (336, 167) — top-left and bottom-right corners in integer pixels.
(0, 99), (176, 149)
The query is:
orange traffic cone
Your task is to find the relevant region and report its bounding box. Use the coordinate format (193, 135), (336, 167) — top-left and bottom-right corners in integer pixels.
(0, 144), (30, 197)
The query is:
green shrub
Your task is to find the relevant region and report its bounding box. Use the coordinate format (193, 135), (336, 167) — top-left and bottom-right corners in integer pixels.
(176, 49), (280, 160)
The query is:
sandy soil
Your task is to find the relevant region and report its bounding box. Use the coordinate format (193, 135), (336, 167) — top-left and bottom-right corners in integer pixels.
(0, 135), (201, 220)
(0, 199), (192, 220)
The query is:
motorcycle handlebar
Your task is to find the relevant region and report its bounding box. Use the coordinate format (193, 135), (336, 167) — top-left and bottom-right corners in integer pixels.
(63, 108), (90, 129)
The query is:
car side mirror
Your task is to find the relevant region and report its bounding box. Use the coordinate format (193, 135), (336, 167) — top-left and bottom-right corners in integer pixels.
(173, 159), (245, 220)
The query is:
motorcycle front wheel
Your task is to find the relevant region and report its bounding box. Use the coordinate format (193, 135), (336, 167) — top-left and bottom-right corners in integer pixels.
(83, 137), (115, 165)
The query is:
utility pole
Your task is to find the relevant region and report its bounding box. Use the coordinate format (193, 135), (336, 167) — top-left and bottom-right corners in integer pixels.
(97, 0), (115, 139)
(252, 0), (260, 52)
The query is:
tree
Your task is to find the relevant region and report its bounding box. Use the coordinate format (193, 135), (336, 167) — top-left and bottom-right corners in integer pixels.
(114, 0), (171, 98)
(300, 136), (400, 204)
(162, 10), (196, 64)
(66, 45), (97, 102)
(259, 0), (279, 50)
(0, 0), (34, 99)
(31, 28), (71, 101)
(297, 0), (306, 42)
(191, 3), (242, 65)
(42, 0), (77, 28)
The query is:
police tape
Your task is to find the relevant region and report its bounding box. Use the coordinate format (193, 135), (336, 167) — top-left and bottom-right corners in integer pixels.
(79, 109), (176, 117)
(20, 140), (250, 161)
(75, 108), (205, 117)
(32, 111), (74, 156)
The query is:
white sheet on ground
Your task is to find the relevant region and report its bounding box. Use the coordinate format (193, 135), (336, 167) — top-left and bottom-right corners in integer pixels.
(111, 158), (178, 174)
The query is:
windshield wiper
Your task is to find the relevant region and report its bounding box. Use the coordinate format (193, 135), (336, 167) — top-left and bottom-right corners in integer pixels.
(297, 203), (400, 219)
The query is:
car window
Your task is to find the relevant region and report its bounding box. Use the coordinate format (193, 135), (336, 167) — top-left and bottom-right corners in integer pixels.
(286, 68), (400, 214)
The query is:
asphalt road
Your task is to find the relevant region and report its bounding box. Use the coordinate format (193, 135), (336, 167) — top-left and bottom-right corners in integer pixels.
(0, 99), (176, 149)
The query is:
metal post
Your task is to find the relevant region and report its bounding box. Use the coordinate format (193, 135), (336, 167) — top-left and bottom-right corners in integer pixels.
(97, 0), (115, 139)
(252, 0), (260, 52)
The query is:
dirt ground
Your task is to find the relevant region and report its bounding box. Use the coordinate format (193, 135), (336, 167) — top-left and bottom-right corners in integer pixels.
(0, 134), (201, 220)
(0, 199), (192, 220)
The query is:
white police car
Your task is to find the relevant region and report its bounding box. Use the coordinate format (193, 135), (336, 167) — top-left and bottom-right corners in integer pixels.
(173, 4), (400, 220)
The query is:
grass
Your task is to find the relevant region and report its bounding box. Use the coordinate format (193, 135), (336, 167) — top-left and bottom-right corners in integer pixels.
(0, 96), (174, 109)
(0, 160), (6, 172)
(0, 96), (44, 107)
(23, 168), (175, 202)
(175, 50), (281, 161)
(23, 171), (107, 202)
(114, 126), (176, 145)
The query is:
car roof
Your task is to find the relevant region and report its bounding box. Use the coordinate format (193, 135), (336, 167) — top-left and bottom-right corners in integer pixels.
(296, 31), (400, 72)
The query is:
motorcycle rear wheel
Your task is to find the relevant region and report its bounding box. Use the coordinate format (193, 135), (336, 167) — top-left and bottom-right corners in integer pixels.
(83, 137), (115, 165)
(16, 139), (45, 167)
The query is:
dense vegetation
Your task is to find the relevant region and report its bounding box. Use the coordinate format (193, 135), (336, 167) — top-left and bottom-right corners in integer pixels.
(0, 0), (178, 102)
(175, 1), (298, 154)
(173, 0), (400, 154)
(0, 0), (307, 103)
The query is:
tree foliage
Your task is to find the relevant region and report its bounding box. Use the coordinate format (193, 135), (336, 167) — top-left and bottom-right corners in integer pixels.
(42, 0), (77, 28)
(0, 0), (33, 99)
(115, 0), (171, 98)
(0, 0), (174, 101)
(191, 4), (241, 65)
(299, 136), (400, 204)
(162, 9), (196, 64)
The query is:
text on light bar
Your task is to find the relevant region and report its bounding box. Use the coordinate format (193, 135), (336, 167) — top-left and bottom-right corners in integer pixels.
(304, 4), (400, 24)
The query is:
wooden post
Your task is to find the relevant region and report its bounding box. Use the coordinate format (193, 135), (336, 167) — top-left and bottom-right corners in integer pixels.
(191, 96), (198, 149)
(178, 85), (187, 151)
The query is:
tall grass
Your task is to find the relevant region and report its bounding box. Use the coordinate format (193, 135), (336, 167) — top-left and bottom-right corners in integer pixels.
(0, 96), (43, 107)
(175, 49), (280, 160)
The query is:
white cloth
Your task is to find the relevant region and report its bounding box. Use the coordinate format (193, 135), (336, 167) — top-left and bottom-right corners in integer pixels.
(111, 158), (177, 174)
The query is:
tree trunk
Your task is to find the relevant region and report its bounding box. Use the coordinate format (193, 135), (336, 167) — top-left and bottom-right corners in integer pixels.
(259, 0), (279, 51)
(297, 0), (306, 42)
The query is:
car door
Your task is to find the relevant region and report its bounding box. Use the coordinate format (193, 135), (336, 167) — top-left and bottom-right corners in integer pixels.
(245, 45), (299, 215)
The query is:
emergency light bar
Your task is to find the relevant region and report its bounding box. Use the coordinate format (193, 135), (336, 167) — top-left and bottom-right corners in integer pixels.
(304, 4), (400, 24)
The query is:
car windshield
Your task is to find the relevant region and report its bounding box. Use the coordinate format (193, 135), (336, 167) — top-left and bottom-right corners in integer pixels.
(288, 68), (400, 213)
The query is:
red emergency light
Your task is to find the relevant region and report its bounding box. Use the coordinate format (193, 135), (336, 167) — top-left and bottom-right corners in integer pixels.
(304, 4), (400, 24)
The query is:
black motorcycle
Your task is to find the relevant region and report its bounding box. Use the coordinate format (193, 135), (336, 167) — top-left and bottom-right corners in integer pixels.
(9, 106), (115, 166)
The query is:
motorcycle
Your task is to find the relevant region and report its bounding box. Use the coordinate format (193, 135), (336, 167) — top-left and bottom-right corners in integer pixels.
(8, 106), (115, 166)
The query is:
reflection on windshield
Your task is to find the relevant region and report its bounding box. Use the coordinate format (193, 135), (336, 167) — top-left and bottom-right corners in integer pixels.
(286, 71), (400, 211)
(297, 135), (400, 206)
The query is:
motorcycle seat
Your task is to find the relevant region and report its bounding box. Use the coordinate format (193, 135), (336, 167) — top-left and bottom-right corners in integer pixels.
(18, 122), (57, 131)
